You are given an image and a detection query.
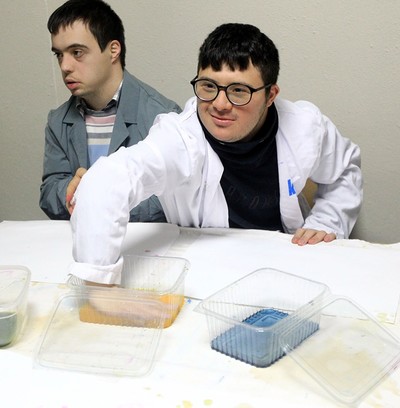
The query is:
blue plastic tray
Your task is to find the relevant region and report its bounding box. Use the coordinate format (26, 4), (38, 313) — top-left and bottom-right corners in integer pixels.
(211, 308), (318, 367)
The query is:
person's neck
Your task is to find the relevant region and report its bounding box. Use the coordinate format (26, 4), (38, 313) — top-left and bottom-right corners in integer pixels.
(84, 68), (123, 111)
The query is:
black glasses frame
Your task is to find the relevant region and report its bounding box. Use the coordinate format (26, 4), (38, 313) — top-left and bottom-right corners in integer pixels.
(190, 77), (272, 106)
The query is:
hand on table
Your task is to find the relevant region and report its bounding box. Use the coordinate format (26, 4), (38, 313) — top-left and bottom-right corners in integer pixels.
(291, 228), (336, 246)
(79, 281), (182, 328)
(66, 167), (87, 215)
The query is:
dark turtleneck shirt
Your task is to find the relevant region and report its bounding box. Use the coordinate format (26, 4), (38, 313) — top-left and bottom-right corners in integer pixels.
(201, 103), (283, 231)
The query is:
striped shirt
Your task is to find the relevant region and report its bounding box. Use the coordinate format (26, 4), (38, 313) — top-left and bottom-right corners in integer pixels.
(77, 81), (122, 167)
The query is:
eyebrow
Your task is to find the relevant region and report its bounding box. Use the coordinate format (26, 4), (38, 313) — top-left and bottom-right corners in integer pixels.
(51, 43), (89, 53)
(197, 76), (255, 88)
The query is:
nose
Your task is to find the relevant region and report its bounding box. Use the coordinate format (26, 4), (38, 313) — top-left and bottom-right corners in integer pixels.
(212, 89), (232, 111)
(60, 54), (73, 73)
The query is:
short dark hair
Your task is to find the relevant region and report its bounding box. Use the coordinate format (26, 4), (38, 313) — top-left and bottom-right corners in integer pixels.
(197, 23), (279, 86)
(48, 0), (126, 68)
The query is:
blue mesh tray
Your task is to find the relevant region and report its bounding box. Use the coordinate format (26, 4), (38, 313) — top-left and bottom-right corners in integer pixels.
(211, 308), (319, 367)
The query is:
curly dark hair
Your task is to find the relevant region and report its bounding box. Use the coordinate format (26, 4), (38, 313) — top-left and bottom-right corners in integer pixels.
(197, 23), (279, 86)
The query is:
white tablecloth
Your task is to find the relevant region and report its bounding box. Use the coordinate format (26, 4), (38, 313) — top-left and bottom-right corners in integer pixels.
(2, 220), (399, 321)
(1, 220), (400, 408)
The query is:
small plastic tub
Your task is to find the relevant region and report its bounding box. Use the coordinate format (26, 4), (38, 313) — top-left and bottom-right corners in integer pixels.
(35, 292), (165, 376)
(0, 266), (30, 347)
(68, 254), (189, 328)
(195, 268), (328, 367)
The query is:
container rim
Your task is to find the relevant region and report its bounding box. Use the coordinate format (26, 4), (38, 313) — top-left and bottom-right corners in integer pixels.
(0, 265), (31, 308)
(194, 267), (330, 324)
(67, 254), (190, 296)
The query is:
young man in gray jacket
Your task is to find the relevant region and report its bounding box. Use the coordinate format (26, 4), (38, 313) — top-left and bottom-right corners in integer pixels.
(39, 0), (180, 222)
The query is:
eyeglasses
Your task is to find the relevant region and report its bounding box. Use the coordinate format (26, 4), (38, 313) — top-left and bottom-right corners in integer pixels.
(190, 77), (271, 106)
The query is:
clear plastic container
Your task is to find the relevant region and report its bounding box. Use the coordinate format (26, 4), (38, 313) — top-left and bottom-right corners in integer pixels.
(195, 268), (400, 406)
(195, 268), (329, 367)
(68, 254), (189, 328)
(35, 292), (165, 376)
(0, 265), (30, 347)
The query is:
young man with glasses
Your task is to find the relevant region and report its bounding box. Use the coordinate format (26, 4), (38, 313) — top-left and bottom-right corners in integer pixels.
(69, 23), (362, 285)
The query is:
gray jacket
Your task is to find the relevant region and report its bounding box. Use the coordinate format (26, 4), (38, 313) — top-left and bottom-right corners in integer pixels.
(40, 70), (181, 221)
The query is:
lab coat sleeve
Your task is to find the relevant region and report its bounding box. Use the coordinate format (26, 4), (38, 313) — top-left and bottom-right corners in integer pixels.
(68, 113), (195, 284)
(301, 107), (363, 238)
(68, 139), (170, 284)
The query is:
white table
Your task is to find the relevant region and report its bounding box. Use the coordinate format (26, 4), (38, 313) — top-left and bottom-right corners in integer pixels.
(1, 220), (400, 408)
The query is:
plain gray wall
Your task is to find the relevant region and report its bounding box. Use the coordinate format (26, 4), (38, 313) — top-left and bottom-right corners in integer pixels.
(0, 0), (399, 244)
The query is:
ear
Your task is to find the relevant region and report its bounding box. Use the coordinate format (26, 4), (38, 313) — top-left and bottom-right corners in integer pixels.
(109, 40), (121, 63)
(266, 84), (280, 107)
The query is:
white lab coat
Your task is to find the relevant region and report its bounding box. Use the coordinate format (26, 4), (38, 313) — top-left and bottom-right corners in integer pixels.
(70, 97), (362, 284)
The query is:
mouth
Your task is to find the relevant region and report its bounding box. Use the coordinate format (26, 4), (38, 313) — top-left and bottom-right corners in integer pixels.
(65, 79), (80, 91)
(210, 113), (235, 127)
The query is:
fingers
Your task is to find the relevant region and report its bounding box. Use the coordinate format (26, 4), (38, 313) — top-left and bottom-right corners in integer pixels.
(323, 233), (336, 243)
(66, 167), (87, 214)
(291, 228), (336, 246)
(87, 293), (174, 328)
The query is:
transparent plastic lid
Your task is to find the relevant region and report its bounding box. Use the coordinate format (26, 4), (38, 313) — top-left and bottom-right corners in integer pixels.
(279, 296), (400, 406)
(0, 265), (30, 309)
(35, 292), (165, 376)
